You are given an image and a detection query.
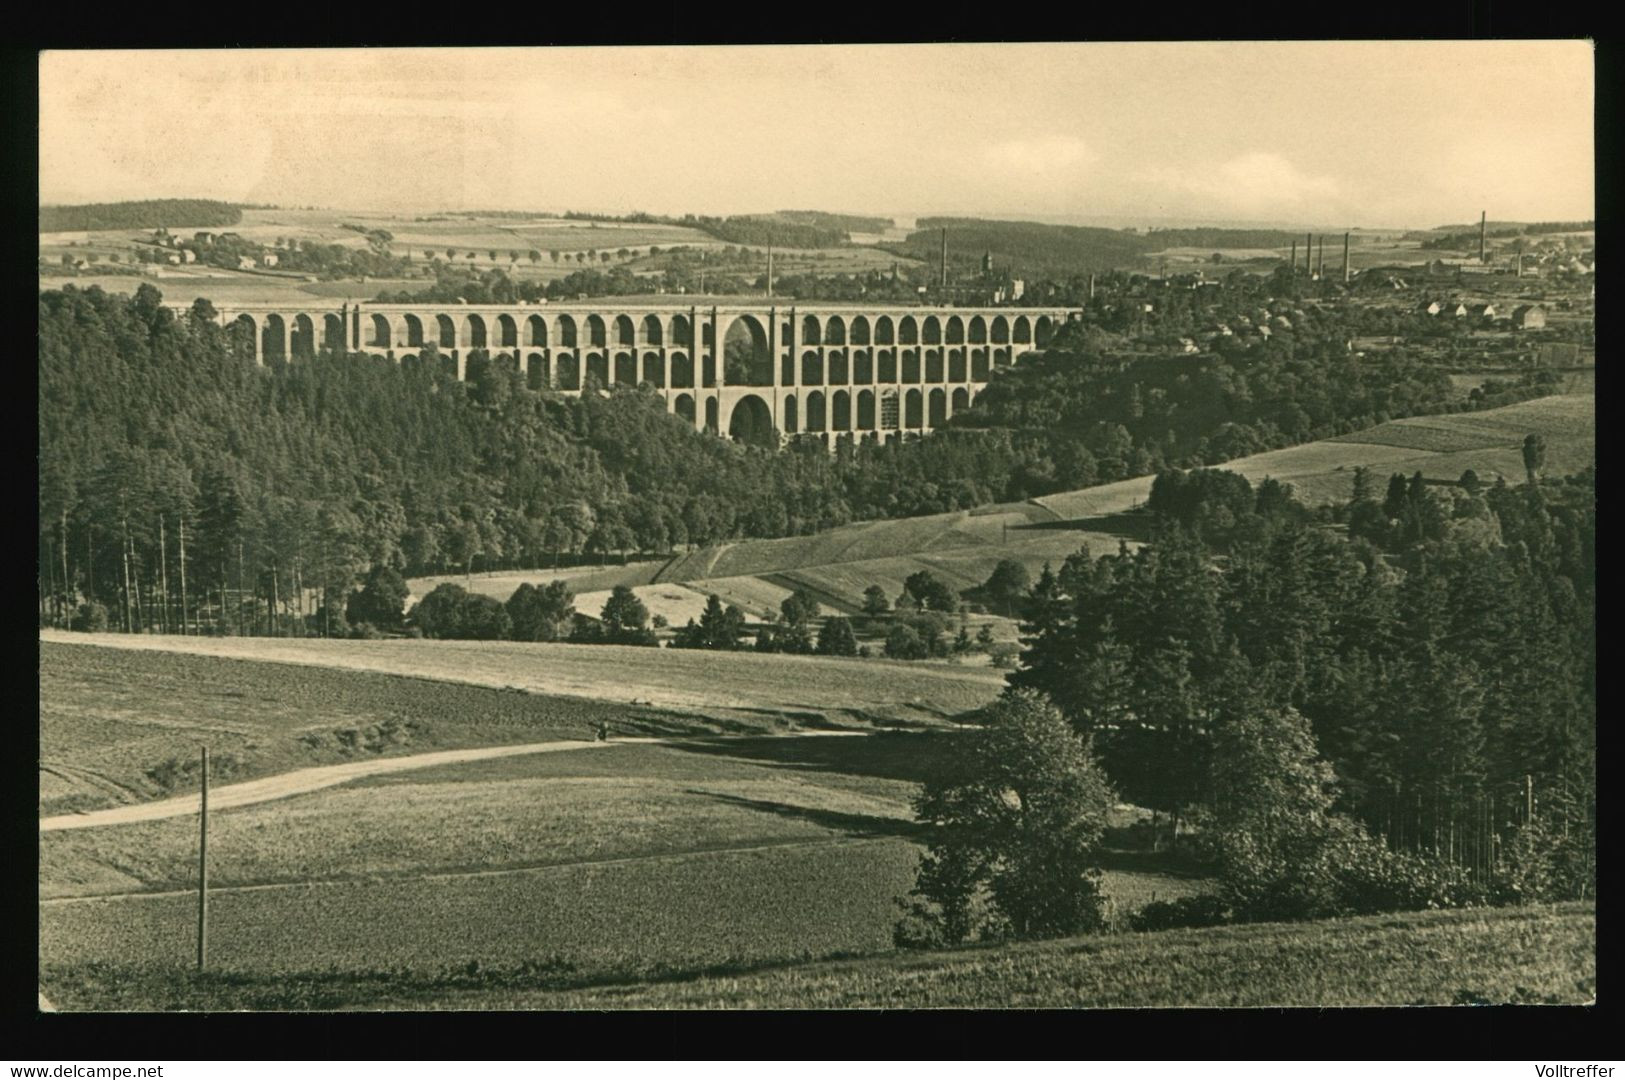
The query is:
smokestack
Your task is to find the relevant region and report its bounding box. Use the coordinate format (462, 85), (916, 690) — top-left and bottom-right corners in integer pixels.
(940, 228), (948, 288)
(1479, 212), (1487, 263)
(1316, 236), (1324, 278)
(1290, 241), (1297, 271)
(1088, 273), (1096, 301)
(1516, 253), (1524, 279)
(1343, 232), (1351, 284)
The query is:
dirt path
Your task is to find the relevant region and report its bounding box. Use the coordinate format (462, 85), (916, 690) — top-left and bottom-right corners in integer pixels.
(39, 731), (865, 834)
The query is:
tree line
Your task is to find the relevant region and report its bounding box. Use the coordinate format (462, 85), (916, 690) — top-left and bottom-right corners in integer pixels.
(899, 461), (1593, 946)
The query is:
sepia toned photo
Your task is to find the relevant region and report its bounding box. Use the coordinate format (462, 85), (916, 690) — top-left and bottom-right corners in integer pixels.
(37, 42), (1594, 1012)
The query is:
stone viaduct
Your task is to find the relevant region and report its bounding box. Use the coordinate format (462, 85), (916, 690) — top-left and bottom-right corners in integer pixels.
(207, 300), (1079, 443)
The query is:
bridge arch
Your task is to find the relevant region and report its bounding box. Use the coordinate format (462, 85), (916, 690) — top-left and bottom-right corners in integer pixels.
(878, 349), (897, 383)
(556, 353), (580, 391)
(615, 314), (636, 347)
(801, 350), (823, 386)
(922, 316), (942, 346)
(952, 387), (970, 414)
(874, 315), (895, 346)
(783, 393), (799, 434)
(586, 314), (607, 348)
(850, 315), (871, 346)
(527, 352), (548, 390)
(992, 315), (1010, 345)
(899, 315), (918, 345)
(670, 314), (691, 348)
(367, 313), (390, 349)
(402, 314), (425, 348)
(498, 314), (519, 348)
(556, 314), (578, 348)
(948, 349), (966, 382)
(857, 389), (876, 429)
(929, 387), (946, 427)
(527, 314), (548, 347)
(722, 314), (772, 386)
(832, 389), (851, 431)
(674, 393), (696, 424)
(828, 350), (848, 384)
(905, 388), (924, 429)
(994, 347), (1012, 368)
(643, 352), (665, 387)
(641, 313), (664, 347)
(806, 390), (826, 432)
(946, 316), (964, 345)
(614, 351), (638, 387)
(291, 314), (316, 360)
(853, 350), (873, 384)
(437, 314), (457, 348)
(670, 351), (693, 389)
(971, 349), (989, 381)
(1013, 316), (1031, 344)
(322, 313), (344, 354)
(801, 314), (822, 346)
(901, 349), (921, 384)
(464, 314), (487, 349)
(263, 313), (288, 362)
(969, 316), (987, 345)
(585, 352), (609, 388)
(705, 396), (719, 433)
(726, 394), (774, 445)
(925, 349), (944, 383)
(1036, 315), (1055, 346)
(825, 315), (846, 346)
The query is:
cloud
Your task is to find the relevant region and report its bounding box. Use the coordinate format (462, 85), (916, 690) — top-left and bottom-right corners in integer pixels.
(1142, 152), (1343, 218)
(983, 135), (1098, 174)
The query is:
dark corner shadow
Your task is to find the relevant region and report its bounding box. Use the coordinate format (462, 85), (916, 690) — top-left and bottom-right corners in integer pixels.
(667, 729), (970, 783)
(686, 788), (925, 840)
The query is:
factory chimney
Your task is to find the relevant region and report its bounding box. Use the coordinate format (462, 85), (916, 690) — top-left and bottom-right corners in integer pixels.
(1316, 236), (1324, 278)
(1290, 241), (1297, 272)
(1088, 273), (1096, 301)
(1479, 211), (1487, 263)
(1306, 233), (1313, 274)
(940, 228), (948, 288)
(766, 242), (773, 298)
(1343, 232), (1351, 284)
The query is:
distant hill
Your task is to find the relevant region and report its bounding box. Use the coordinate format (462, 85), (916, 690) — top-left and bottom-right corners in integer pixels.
(889, 218), (1305, 277)
(39, 199), (243, 233)
(766, 210), (894, 234)
(1428, 220), (1594, 234)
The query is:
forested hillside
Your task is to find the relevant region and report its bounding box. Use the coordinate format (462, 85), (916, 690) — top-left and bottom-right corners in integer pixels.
(38, 282), (1556, 635)
(1012, 464), (1595, 898)
(40, 199), (243, 232)
(894, 219), (1304, 277)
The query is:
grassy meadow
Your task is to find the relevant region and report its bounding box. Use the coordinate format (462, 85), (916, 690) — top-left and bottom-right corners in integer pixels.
(37, 640), (722, 815)
(39, 649), (1205, 1011)
(39, 631), (1003, 739)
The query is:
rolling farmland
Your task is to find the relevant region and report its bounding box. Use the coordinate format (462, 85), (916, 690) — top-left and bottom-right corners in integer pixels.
(39, 631), (1004, 733)
(38, 652), (1201, 1011)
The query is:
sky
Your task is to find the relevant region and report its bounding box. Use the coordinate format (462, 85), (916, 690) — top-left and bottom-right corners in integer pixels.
(39, 42), (1595, 230)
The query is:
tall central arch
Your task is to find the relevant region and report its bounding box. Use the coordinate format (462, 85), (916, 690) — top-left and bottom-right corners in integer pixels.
(722, 314), (772, 386)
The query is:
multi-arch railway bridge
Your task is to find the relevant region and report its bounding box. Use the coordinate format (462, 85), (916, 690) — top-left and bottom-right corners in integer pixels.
(207, 301), (1079, 442)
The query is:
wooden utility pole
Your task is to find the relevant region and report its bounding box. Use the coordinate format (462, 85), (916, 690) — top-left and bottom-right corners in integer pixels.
(197, 747), (209, 970)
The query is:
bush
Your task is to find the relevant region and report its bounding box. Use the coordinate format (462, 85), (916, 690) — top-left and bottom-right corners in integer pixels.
(898, 690), (1116, 946)
(884, 623), (928, 660)
(1127, 894), (1232, 932)
(70, 601), (109, 632)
